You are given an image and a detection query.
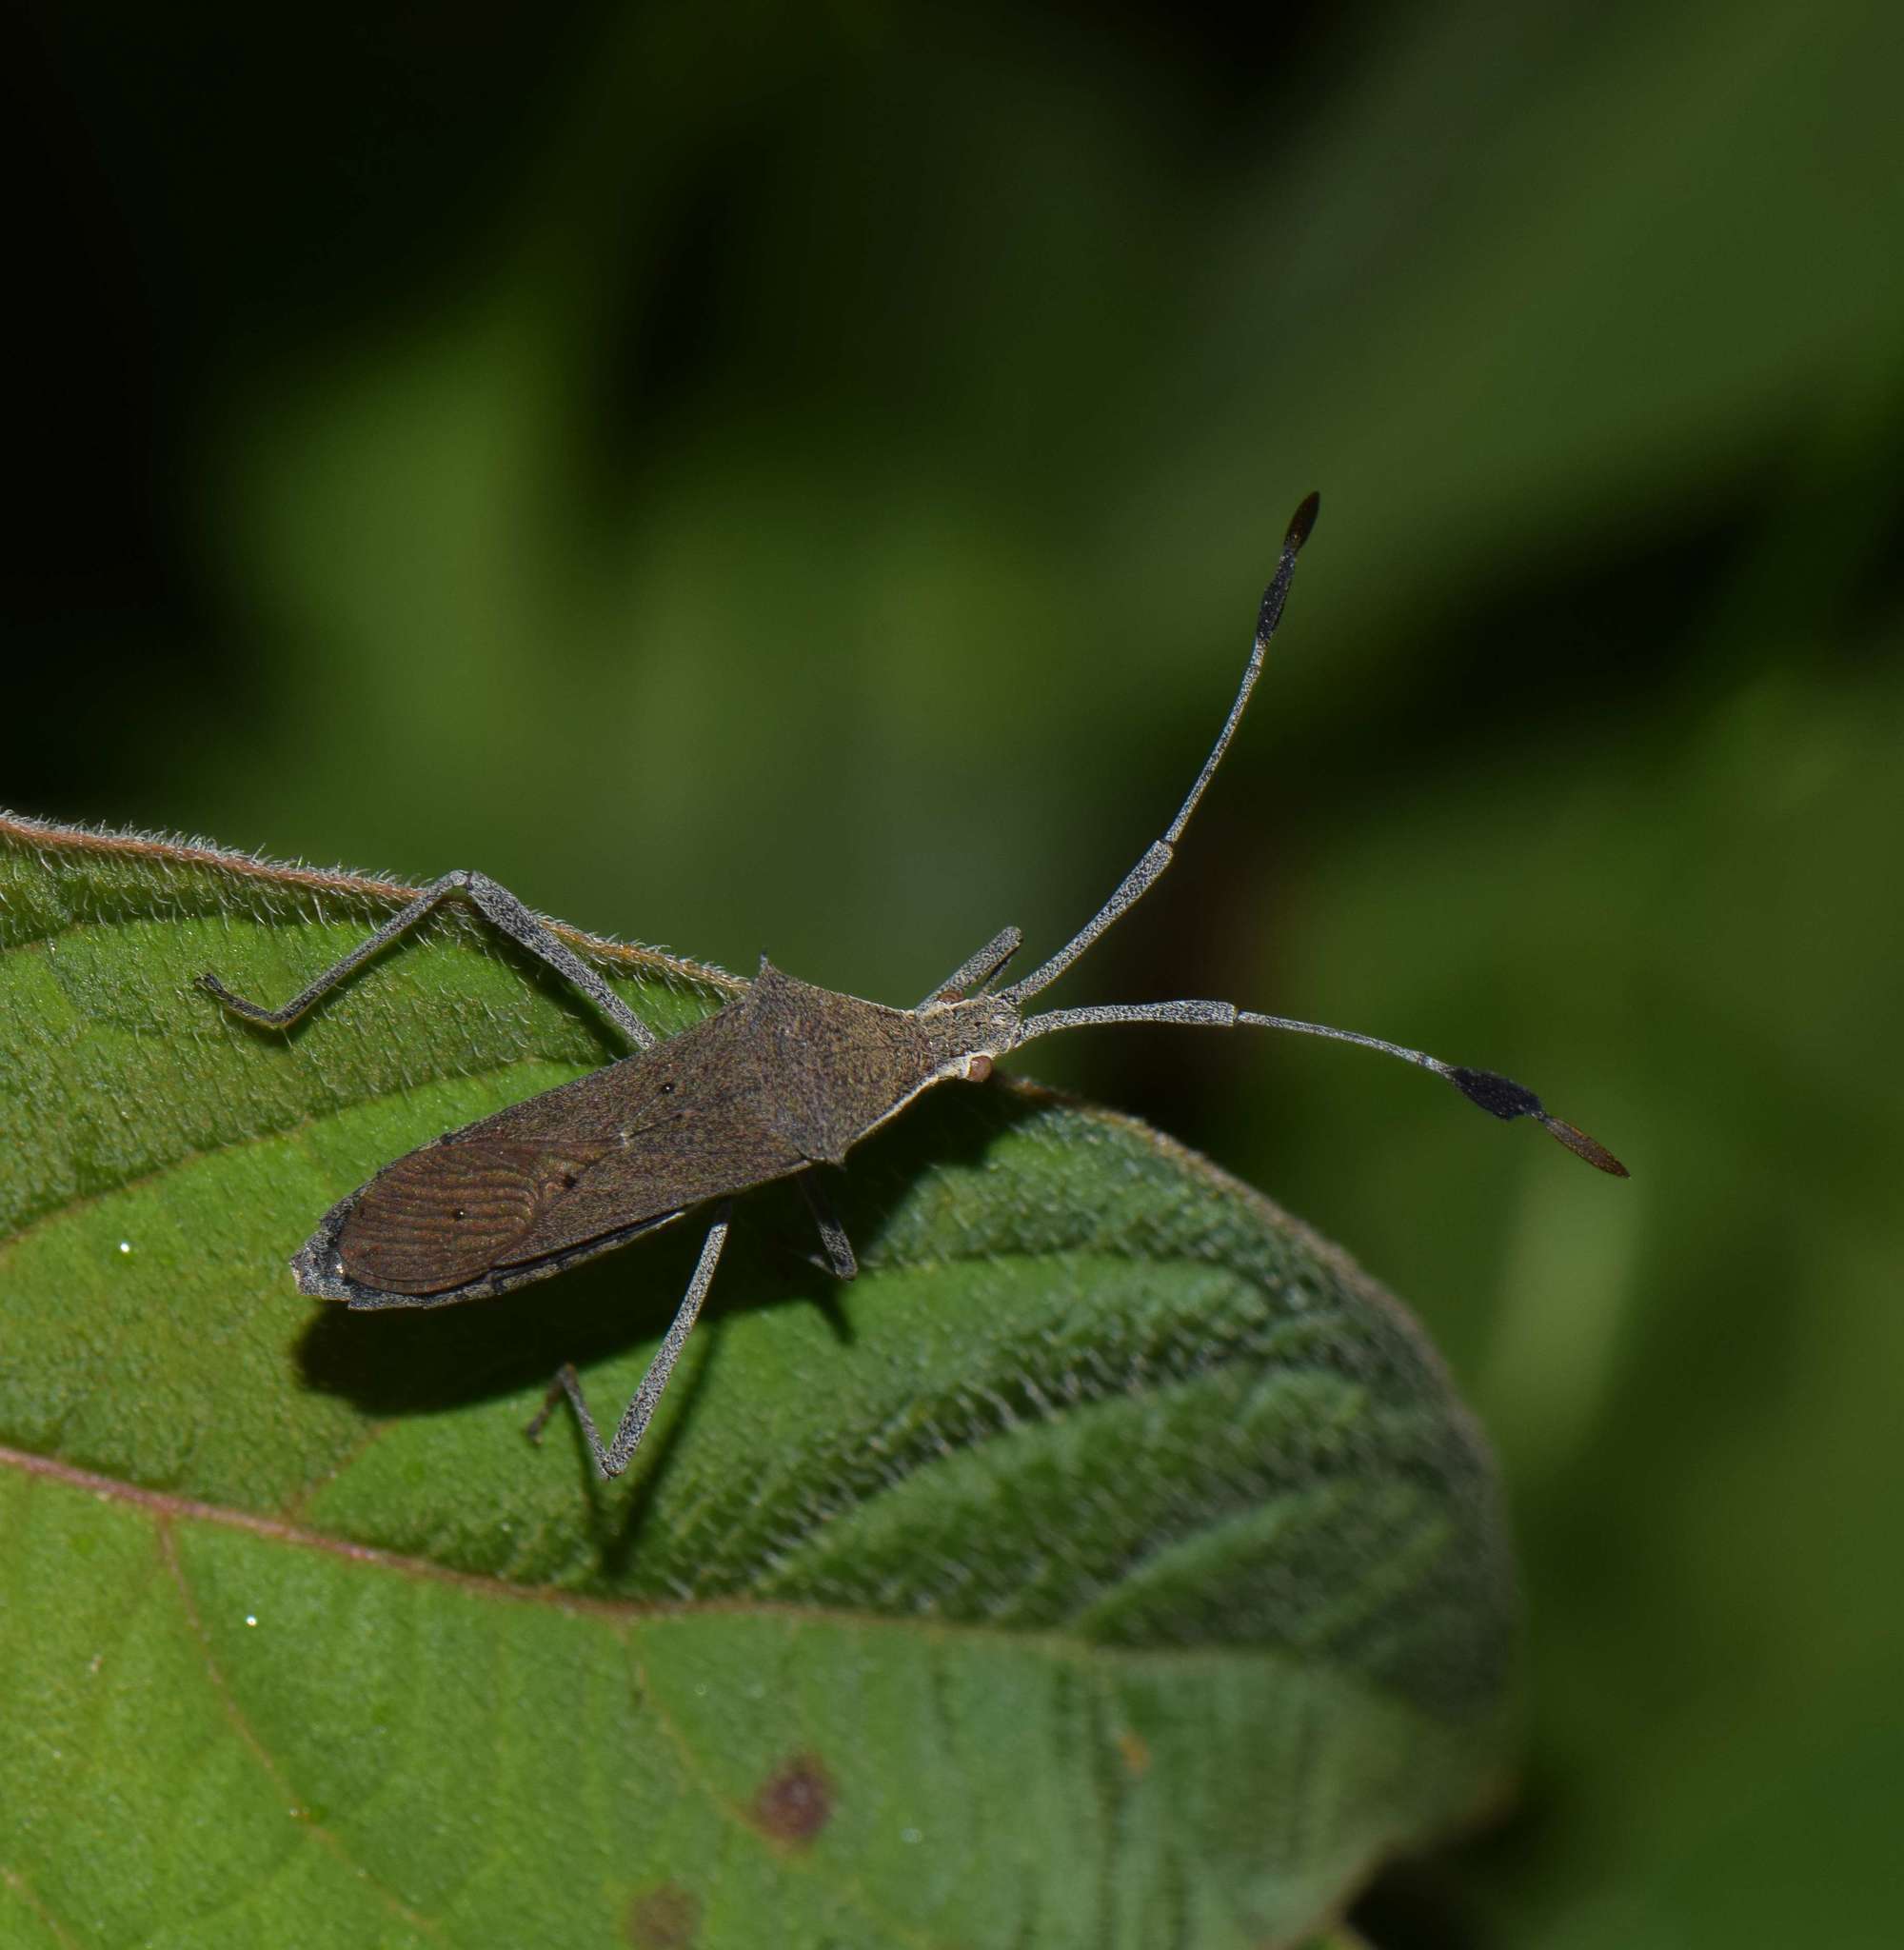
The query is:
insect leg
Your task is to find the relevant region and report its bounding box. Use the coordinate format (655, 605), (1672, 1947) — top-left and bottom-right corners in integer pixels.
(199, 869), (660, 1051)
(1013, 999), (1627, 1175)
(999, 494), (1319, 1005)
(797, 1168), (859, 1281)
(917, 925), (1022, 1007)
(526, 1202), (734, 1478)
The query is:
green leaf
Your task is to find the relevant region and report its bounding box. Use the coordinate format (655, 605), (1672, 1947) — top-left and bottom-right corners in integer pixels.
(0, 811), (1514, 1948)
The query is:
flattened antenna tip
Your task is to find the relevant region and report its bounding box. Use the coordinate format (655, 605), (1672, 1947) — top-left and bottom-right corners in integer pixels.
(1254, 492), (1322, 641)
(1285, 491), (1321, 552)
(1538, 1115), (1631, 1178)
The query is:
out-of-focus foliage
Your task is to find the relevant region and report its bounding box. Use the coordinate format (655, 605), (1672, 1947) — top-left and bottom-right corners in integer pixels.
(11, 1), (1903, 1944)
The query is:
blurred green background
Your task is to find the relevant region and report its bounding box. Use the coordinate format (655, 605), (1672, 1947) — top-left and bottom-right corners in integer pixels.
(13, 2), (1903, 1944)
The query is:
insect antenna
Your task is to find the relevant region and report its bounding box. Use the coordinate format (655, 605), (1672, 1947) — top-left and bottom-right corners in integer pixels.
(1013, 1000), (1628, 1174)
(1000, 491), (1319, 1005)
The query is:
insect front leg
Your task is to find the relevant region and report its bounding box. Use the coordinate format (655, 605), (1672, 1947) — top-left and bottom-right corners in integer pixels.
(526, 1202), (733, 1478)
(917, 925), (1022, 1007)
(199, 869), (659, 1051)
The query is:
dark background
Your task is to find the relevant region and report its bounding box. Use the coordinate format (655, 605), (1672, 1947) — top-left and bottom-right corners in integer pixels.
(13, 4), (1903, 1944)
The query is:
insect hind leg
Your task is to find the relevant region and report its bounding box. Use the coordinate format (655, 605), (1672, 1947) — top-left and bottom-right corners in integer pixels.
(199, 868), (658, 1052)
(526, 1203), (734, 1478)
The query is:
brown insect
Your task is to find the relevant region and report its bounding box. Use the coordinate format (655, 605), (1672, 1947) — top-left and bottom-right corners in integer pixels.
(202, 494), (1625, 1476)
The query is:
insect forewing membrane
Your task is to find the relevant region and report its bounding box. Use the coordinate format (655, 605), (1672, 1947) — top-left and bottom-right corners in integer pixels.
(340, 1138), (615, 1294)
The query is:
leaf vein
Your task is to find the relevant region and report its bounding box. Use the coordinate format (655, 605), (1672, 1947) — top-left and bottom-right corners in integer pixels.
(154, 1517), (450, 1942)
(0, 1861), (85, 1950)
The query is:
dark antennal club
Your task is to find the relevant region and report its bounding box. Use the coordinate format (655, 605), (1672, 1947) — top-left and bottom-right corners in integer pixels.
(1445, 1066), (1629, 1175)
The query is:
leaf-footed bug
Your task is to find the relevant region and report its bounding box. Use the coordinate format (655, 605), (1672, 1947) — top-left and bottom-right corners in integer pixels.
(201, 493), (1626, 1478)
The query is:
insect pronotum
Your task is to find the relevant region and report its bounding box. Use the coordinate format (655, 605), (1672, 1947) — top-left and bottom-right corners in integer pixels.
(202, 493), (1626, 1477)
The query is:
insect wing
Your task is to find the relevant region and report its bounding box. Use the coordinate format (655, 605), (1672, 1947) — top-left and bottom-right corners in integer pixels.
(332, 1002), (808, 1296)
(338, 1135), (616, 1295)
(494, 1102), (806, 1267)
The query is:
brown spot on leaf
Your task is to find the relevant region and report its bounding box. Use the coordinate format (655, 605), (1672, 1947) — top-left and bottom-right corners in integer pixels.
(1116, 1729), (1152, 1778)
(626, 1881), (699, 1948)
(750, 1751), (836, 1846)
